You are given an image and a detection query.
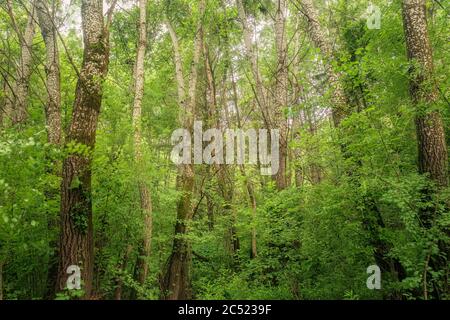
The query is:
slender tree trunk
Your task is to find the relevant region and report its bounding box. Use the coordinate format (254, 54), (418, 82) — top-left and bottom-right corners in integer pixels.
(206, 193), (214, 231)
(4, 0), (37, 125)
(35, 0), (62, 299)
(305, 108), (322, 184)
(203, 41), (240, 261)
(131, 0), (153, 289)
(231, 66), (257, 259)
(291, 17), (305, 188)
(56, 0), (113, 299)
(36, 0), (61, 145)
(114, 245), (132, 300)
(236, 0), (271, 128)
(274, 0), (289, 190)
(162, 1), (205, 299)
(299, 0), (349, 127)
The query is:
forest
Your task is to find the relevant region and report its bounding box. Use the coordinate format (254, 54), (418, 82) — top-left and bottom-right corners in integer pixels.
(0, 0), (448, 301)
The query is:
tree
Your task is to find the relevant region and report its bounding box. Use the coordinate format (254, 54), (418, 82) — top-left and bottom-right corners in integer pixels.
(35, 0), (62, 298)
(402, 0), (448, 190)
(162, 0), (205, 300)
(132, 0), (153, 289)
(56, 0), (117, 298)
(402, 0), (449, 299)
(297, 0), (349, 127)
(36, 0), (61, 145)
(235, 0), (270, 128)
(3, 0), (37, 125)
(273, 0), (289, 189)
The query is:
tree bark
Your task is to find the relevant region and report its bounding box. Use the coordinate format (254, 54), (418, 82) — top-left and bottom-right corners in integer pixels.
(131, 0), (153, 289)
(35, 0), (62, 299)
(402, 0), (448, 190)
(203, 41), (240, 261)
(402, 0), (449, 299)
(235, 0), (271, 128)
(36, 0), (61, 145)
(162, 0), (205, 299)
(114, 245), (132, 300)
(273, 0), (289, 190)
(56, 0), (112, 299)
(299, 0), (349, 127)
(4, 0), (37, 125)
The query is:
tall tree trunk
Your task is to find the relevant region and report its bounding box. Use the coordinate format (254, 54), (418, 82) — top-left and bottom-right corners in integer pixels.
(235, 0), (271, 128)
(231, 65), (257, 259)
(203, 41), (240, 262)
(299, 0), (349, 127)
(36, 0), (62, 299)
(291, 17), (305, 188)
(132, 0), (153, 289)
(36, 0), (61, 145)
(402, 0), (449, 299)
(402, 0), (448, 190)
(162, 0), (205, 299)
(56, 0), (113, 299)
(273, 0), (289, 190)
(4, 0), (37, 125)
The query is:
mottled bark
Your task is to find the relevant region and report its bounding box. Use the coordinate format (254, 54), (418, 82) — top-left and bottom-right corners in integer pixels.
(4, 0), (37, 125)
(56, 0), (112, 299)
(402, 0), (449, 299)
(132, 0), (153, 288)
(273, 0), (289, 190)
(36, 0), (61, 145)
(402, 0), (448, 189)
(114, 245), (132, 300)
(300, 0), (349, 126)
(33, 0), (62, 299)
(162, 0), (205, 299)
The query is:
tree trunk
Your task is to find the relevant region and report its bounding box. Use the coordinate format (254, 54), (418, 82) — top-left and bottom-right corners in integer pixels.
(291, 17), (305, 189)
(4, 0), (37, 125)
(273, 0), (289, 190)
(162, 0), (205, 299)
(231, 66), (258, 259)
(36, 0), (61, 145)
(236, 0), (271, 128)
(35, 0), (62, 299)
(203, 41), (240, 262)
(402, 0), (448, 190)
(56, 0), (112, 299)
(132, 0), (153, 289)
(114, 245), (132, 300)
(299, 0), (349, 127)
(402, 0), (449, 299)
